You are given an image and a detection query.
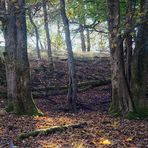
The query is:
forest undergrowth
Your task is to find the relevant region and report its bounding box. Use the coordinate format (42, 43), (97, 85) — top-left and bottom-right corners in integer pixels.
(0, 58), (147, 147)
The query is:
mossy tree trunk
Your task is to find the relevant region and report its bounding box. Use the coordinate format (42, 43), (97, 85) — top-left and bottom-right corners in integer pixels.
(4, 0), (42, 115)
(131, 0), (148, 117)
(107, 0), (134, 117)
(107, 0), (148, 118)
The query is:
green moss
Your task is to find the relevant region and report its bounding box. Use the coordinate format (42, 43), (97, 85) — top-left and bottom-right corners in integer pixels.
(31, 109), (44, 116)
(10, 103), (44, 116)
(6, 103), (14, 112)
(15, 109), (44, 116)
(109, 105), (121, 117)
(136, 107), (148, 119)
(125, 111), (139, 120)
(125, 107), (148, 120)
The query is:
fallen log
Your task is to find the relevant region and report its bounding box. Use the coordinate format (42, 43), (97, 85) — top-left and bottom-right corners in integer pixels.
(32, 79), (111, 92)
(1, 80), (111, 98)
(18, 122), (87, 140)
(32, 79), (111, 97)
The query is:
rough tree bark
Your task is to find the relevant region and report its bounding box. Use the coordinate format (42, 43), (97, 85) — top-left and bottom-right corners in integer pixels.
(60, 0), (77, 112)
(4, 0), (42, 115)
(107, 0), (134, 117)
(28, 8), (41, 60)
(107, 0), (148, 118)
(42, 0), (54, 70)
(4, 0), (17, 111)
(131, 0), (148, 118)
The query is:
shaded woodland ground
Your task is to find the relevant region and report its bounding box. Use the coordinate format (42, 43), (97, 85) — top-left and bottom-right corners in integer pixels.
(0, 57), (148, 147)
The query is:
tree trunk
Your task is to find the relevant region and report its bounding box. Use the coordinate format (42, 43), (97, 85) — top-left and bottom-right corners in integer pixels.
(28, 8), (41, 60)
(4, 0), (42, 115)
(86, 28), (91, 52)
(79, 24), (86, 52)
(42, 0), (54, 70)
(124, 0), (133, 85)
(4, 0), (17, 112)
(131, 0), (148, 118)
(107, 0), (134, 117)
(60, 0), (77, 112)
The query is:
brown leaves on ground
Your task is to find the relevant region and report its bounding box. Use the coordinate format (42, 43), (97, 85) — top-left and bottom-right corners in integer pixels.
(0, 105), (148, 147)
(0, 58), (148, 147)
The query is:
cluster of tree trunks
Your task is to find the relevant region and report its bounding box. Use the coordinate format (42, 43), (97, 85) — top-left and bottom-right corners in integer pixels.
(107, 0), (148, 118)
(1, 0), (42, 115)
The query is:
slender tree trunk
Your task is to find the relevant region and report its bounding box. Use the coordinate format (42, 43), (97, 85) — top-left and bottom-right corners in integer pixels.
(28, 8), (41, 60)
(60, 0), (77, 112)
(56, 19), (61, 51)
(124, 0), (133, 85)
(86, 28), (91, 52)
(107, 0), (134, 117)
(40, 41), (44, 50)
(4, 0), (42, 115)
(42, 0), (54, 70)
(79, 24), (86, 52)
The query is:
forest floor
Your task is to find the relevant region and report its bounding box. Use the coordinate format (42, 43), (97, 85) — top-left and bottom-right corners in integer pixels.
(0, 57), (148, 148)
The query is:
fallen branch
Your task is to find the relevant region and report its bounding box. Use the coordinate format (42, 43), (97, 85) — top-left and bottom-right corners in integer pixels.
(18, 122), (87, 140)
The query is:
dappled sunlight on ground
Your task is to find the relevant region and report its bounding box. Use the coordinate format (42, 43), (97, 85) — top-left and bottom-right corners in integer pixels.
(0, 104), (148, 147)
(34, 115), (77, 129)
(0, 58), (147, 147)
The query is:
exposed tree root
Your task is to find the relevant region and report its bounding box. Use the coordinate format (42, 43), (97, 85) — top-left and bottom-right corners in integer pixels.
(18, 122), (87, 140)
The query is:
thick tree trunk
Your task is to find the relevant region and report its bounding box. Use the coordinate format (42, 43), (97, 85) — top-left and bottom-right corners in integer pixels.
(79, 24), (86, 52)
(86, 28), (91, 52)
(107, 0), (134, 117)
(131, 0), (148, 117)
(42, 0), (54, 70)
(28, 8), (41, 60)
(4, 1), (17, 111)
(60, 0), (77, 112)
(4, 0), (42, 115)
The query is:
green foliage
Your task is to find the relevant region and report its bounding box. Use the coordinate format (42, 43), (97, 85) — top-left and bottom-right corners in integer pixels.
(67, 0), (107, 25)
(51, 32), (64, 50)
(26, 0), (40, 5)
